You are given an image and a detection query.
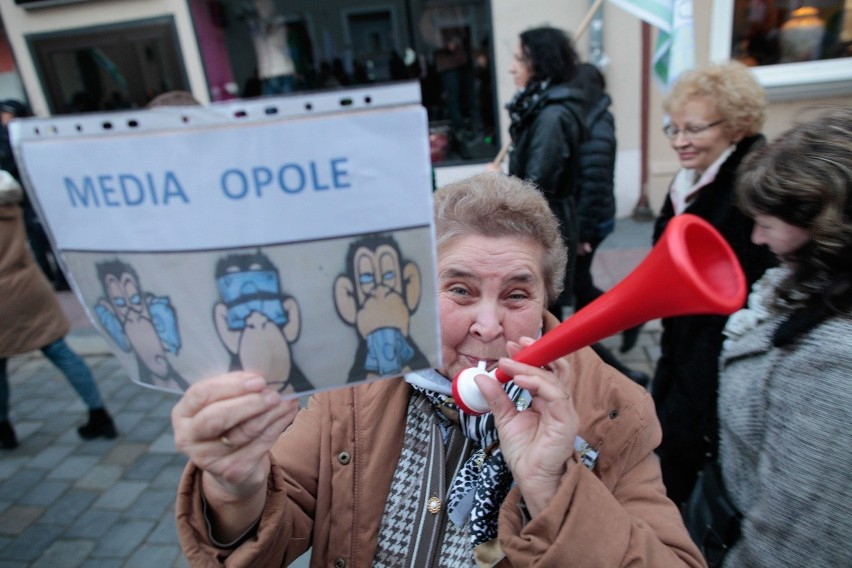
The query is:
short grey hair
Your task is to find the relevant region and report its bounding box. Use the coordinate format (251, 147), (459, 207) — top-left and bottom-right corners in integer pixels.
(433, 172), (567, 303)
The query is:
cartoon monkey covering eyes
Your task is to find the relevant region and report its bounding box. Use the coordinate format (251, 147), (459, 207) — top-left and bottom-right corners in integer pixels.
(213, 251), (313, 394)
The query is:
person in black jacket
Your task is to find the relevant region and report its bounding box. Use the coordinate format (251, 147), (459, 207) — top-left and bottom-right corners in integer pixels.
(570, 63), (616, 312)
(565, 63), (649, 386)
(651, 62), (777, 507)
(501, 27), (586, 318)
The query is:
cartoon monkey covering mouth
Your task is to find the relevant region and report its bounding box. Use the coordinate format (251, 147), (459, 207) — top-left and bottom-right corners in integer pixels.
(334, 235), (430, 382)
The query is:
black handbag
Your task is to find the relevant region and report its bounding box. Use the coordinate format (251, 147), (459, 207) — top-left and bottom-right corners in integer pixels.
(684, 462), (742, 568)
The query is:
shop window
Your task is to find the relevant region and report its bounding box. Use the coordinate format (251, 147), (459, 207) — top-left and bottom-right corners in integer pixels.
(344, 8), (397, 82)
(27, 17), (190, 114)
(197, 0), (499, 165)
(711, 0), (852, 99)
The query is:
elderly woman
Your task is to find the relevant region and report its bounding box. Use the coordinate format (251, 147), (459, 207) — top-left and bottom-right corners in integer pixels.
(651, 62), (776, 507)
(172, 173), (704, 566)
(705, 108), (852, 567)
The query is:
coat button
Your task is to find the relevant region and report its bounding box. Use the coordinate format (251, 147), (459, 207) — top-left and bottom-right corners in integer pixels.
(338, 451), (351, 465)
(334, 557), (346, 568)
(427, 496), (442, 514)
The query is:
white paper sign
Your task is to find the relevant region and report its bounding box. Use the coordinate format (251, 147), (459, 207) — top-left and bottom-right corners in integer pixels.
(12, 85), (441, 397)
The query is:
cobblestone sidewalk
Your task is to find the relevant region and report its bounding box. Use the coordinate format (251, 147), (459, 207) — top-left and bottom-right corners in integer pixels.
(0, 330), (189, 568)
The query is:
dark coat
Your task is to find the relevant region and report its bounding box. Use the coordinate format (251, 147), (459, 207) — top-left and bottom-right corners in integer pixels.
(575, 92), (616, 243)
(508, 83), (586, 305)
(508, 83), (586, 201)
(650, 134), (777, 501)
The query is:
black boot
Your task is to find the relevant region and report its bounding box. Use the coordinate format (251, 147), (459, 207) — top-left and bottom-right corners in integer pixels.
(78, 408), (117, 440)
(0, 420), (18, 449)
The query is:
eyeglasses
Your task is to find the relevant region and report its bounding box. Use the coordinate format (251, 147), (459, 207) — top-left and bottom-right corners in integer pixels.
(662, 119), (725, 140)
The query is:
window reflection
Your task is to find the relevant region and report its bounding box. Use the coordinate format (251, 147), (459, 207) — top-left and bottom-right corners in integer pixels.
(731, 0), (852, 67)
(193, 0), (499, 165)
(28, 17), (189, 114)
(27, 1), (500, 164)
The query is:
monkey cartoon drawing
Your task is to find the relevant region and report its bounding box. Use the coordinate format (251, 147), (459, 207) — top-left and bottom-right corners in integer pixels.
(213, 251), (313, 394)
(94, 260), (189, 391)
(333, 234), (430, 382)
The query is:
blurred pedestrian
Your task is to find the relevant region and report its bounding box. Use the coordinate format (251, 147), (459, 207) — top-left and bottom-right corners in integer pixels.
(497, 26), (587, 317)
(697, 107), (852, 567)
(568, 62), (648, 386)
(651, 61), (777, 507)
(570, 63), (615, 313)
(0, 175), (116, 449)
(0, 99), (68, 290)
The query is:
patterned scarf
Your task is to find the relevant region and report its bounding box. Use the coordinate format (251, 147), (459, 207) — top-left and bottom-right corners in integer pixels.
(505, 78), (551, 141)
(405, 369), (598, 548)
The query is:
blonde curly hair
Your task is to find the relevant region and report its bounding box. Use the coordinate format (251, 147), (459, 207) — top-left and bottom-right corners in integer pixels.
(664, 61), (766, 137)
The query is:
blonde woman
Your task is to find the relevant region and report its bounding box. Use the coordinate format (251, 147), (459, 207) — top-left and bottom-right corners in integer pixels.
(651, 62), (777, 506)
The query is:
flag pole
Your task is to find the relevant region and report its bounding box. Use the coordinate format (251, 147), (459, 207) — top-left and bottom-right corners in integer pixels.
(632, 21), (655, 220)
(490, 0), (605, 170)
(575, 0), (606, 40)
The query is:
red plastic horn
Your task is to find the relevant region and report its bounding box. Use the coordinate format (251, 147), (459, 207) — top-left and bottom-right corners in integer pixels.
(452, 213), (747, 415)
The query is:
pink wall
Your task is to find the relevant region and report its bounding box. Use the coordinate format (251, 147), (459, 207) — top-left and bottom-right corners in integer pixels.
(189, 0), (236, 101)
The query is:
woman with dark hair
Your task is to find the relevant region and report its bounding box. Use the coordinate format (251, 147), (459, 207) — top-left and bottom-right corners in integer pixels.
(517, 26), (579, 84)
(708, 108), (852, 567)
(499, 26), (586, 317)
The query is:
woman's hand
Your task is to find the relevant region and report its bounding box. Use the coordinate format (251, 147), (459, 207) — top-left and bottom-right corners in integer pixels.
(475, 338), (578, 517)
(172, 371), (300, 538)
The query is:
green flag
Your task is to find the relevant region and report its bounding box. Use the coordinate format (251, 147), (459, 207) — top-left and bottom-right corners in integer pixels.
(608, 0), (695, 88)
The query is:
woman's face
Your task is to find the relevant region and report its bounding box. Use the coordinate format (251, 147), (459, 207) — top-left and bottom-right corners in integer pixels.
(437, 233), (547, 380)
(667, 97), (742, 175)
(510, 40), (533, 89)
(752, 214), (811, 260)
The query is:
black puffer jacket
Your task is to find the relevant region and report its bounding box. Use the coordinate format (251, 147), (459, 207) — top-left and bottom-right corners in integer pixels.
(574, 90), (616, 243)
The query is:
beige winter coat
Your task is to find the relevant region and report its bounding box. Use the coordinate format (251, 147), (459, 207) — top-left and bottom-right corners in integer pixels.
(176, 328), (705, 567)
(0, 204), (69, 358)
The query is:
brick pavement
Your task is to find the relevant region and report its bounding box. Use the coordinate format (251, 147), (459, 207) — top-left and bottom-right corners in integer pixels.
(0, 218), (659, 567)
(0, 331), (189, 568)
